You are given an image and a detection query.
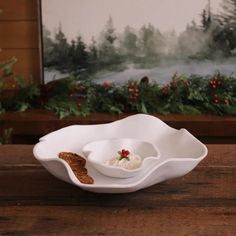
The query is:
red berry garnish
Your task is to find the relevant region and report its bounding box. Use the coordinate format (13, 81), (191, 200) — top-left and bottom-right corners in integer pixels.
(119, 149), (130, 160)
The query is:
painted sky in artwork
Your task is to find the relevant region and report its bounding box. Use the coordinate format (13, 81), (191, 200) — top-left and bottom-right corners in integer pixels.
(42, 0), (222, 43)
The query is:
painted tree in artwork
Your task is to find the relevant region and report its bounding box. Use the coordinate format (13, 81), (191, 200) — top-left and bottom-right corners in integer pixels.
(98, 17), (119, 65)
(218, 0), (236, 26)
(217, 0), (236, 50)
(42, 26), (54, 67)
(138, 24), (156, 57)
(178, 20), (206, 57)
(69, 36), (89, 71)
(138, 23), (165, 58)
(89, 37), (98, 63)
(52, 24), (70, 69)
(120, 26), (138, 58)
(201, 1), (212, 32)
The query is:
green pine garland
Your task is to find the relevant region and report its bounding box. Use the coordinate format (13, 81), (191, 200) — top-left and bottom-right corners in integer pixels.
(43, 73), (236, 118)
(1, 58), (236, 118)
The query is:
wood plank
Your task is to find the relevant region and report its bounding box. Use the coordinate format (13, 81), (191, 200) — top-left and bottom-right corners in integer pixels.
(0, 0), (38, 20)
(0, 167), (235, 207)
(0, 21), (39, 48)
(0, 206), (235, 236)
(200, 144), (236, 167)
(0, 145), (235, 167)
(0, 49), (41, 83)
(1, 110), (236, 138)
(0, 145), (38, 166)
(0, 145), (235, 235)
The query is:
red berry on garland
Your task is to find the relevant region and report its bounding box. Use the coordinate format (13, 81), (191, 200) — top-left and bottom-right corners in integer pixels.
(162, 87), (169, 95)
(171, 80), (177, 87)
(130, 82), (135, 88)
(3, 79), (17, 90)
(184, 81), (189, 87)
(130, 95), (136, 101)
(214, 93), (218, 98)
(103, 81), (112, 88)
(75, 84), (81, 91)
(223, 97), (229, 104)
(77, 101), (82, 108)
(11, 81), (17, 89)
(214, 99), (218, 104)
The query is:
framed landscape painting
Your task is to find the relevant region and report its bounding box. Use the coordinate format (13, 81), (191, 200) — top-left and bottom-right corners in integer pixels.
(40, 0), (236, 84)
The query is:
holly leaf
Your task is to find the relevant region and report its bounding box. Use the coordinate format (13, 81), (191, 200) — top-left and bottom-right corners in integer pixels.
(141, 102), (148, 114)
(188, 89), (204, 101)
(17, 102), (29, 112)
(181, 105), (201, 114)
(218, 104), (236, 115)
(109, 105), (122, 114)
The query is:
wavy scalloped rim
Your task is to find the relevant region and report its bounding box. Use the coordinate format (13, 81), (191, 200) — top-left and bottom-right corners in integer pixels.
(33, 114), (208, 193)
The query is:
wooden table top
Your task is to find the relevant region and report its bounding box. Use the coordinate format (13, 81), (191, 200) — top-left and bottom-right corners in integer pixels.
(0, 144), (235, 236)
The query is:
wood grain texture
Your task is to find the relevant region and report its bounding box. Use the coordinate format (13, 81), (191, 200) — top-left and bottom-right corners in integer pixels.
(1, 206), (235, 236)
(0, 49), (40, 82)
(0, 0), (38, 20)
(1, 111), (236, 140)
(0, 144), (235, 235)
(0, 167), (235, 207)
(0, 21), (39, 49)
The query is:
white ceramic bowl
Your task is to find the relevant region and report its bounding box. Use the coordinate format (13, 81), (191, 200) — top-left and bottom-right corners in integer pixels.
(82, 138), (160, 178)
(33, 114), (208, 193)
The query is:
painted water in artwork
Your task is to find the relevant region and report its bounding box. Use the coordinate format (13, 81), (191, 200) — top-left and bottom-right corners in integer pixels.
(41, 0), (236, 84)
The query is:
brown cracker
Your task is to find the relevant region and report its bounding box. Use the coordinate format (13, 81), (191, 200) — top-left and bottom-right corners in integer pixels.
(77, 174), (94, 184)
(58, 151), (94, 184)
(58, 152), (86, 166)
